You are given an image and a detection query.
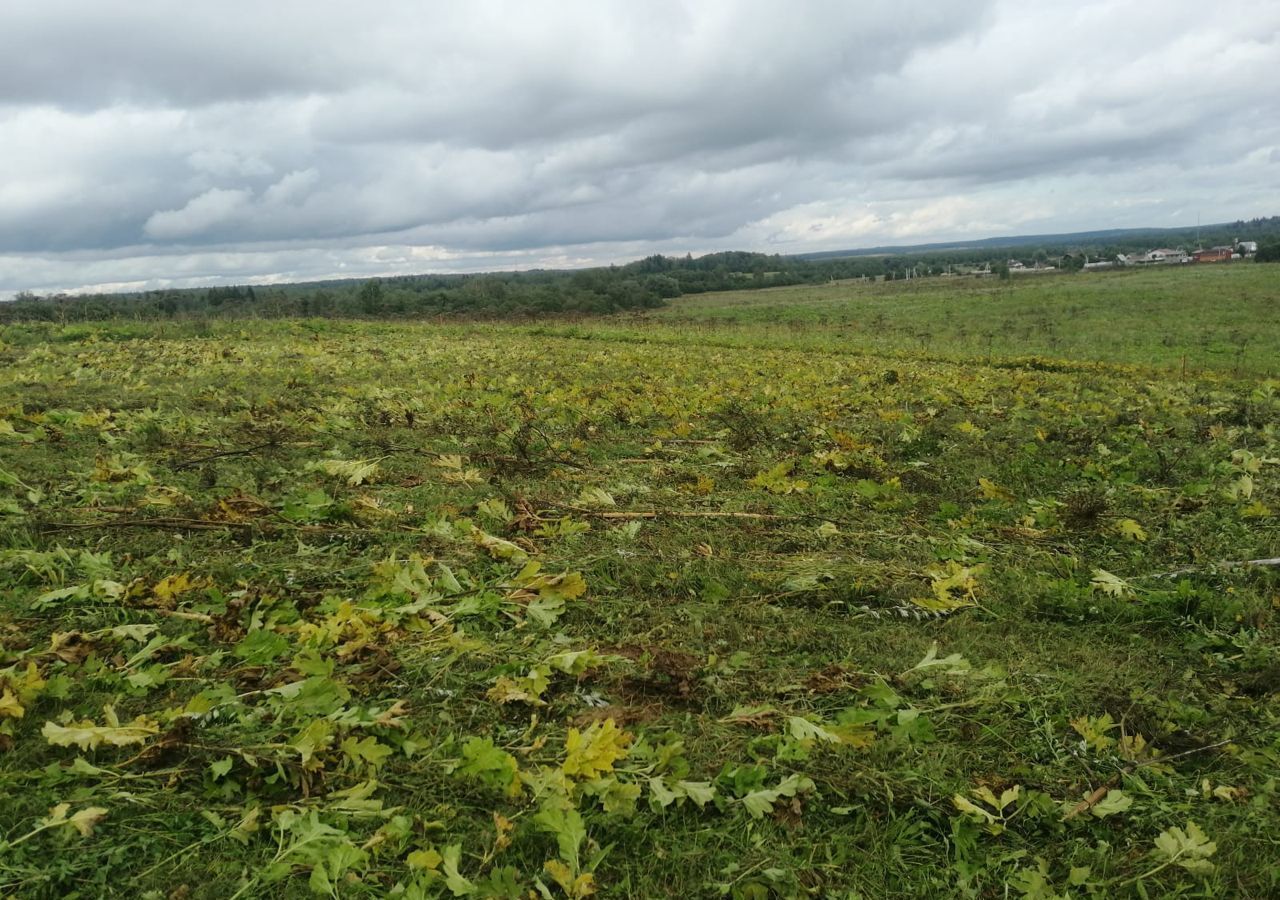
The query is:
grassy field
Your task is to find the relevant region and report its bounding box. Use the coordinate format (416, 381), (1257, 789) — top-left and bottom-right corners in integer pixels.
(1, 269), (1278, 898)
(535, 265), (1279, 376)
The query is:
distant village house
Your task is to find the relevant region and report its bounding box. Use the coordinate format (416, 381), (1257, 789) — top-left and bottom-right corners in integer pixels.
(1192, 246), (1234, 263)
(1117, 248), (1189, 265)
(1117, 238), (1258, 267)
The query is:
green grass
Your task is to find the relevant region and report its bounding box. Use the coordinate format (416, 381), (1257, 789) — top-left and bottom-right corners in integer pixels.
(551, 264), (1277, 375)
(0, 275), (1278, 898)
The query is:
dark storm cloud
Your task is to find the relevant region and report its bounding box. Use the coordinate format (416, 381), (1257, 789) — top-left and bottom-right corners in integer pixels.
(1, 0), (1278, 294)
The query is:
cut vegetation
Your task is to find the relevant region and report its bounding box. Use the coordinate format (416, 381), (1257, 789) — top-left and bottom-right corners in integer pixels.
(1, 266), (1278, 898)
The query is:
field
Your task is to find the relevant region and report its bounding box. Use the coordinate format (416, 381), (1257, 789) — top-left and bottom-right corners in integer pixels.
(548, 265), (1280, 376)
(1, 265), (1278, 898)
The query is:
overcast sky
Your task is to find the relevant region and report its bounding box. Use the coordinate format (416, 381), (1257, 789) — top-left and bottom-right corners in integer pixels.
(2, 0), (1278, 296)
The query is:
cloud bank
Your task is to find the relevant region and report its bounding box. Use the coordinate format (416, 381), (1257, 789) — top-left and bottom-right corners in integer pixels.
(2, 0), (1277, 294)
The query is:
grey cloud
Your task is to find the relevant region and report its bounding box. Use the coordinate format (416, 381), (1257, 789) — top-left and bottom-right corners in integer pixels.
(0, 1), (373, 108)
(188, 150), (275, 179)
(1, 0), (1278, 295)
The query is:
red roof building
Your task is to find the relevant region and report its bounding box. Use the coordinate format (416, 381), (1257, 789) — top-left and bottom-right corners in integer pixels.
(1192, 247), (1234, 263)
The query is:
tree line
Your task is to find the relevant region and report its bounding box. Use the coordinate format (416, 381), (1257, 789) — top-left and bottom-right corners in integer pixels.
(0, 252), (893, 323)
(4, 225), (1279, 324)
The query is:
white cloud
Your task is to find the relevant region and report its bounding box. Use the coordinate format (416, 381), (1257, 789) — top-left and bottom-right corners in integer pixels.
(263, 169), (320, 206)
(144, 188), (253, 240)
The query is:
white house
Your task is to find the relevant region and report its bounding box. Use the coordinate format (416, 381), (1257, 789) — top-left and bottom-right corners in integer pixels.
(1117, 249), (1190, 266)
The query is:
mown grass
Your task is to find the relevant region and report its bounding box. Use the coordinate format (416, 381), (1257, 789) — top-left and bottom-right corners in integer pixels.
(544, 264), (1278, 376)
(0, 275), (1277, 899)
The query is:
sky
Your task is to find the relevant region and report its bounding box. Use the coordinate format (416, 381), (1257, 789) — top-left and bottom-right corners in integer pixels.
(2, 0), (1278, 297)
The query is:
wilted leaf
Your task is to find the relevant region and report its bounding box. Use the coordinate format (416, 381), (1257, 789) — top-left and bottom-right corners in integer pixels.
(407, 847), (443, 871)
(952, 793), (999, 825)
(904, 642), (971, 676)
(341, 735), (394, 771)
(544, 648), (606, 676)
(515, 565), (587, 602)
(581, 775), (641, 814)
(487, 673), (548, 706)
(576, 486), (616, 507)
(68, 806), (109, 836)
(455, 736), (522, 798)
(152, 572), (206, 604)
(647, 776), (679, 809)
(1114, 518), (1148, 542)
(373, 700), (410, 729)
(291, 719), (335, 769)
(1225, 474), (1253, 500)
(471, 527), (528, 562)
(0, 687), (24, 719)
(978, 477), (1014, 501)
(677, 780), (716, 807)
(786, 716), (844, 744)
(1240, 500), (1272, 518)
(1089, 789), (1133, 818)
(545, 858), (597, 898)
(1090, 569), (1133, 598)
(42, 707), (160, 750)
(231, 807), (261, 843)
(1070, 714), (1117, 751)
(750, 460), (808, 494)
(912, 562), (984, 613)
(208, 756), (234, 779)
(563, 718), (631, 780)
(439, 843), (477, 895)
(38, 803), (108, 838)
(741, 773), (814, 819)
(647, 776), (717, 812)
(315, 458), (380, 486)
(720, 704), (779, 727)
(1152, 820), (1216, 874)
(476, 498), (512, 522)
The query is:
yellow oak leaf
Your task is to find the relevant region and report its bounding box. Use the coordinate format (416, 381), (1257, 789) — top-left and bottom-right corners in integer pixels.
(562, 718), (631, 780)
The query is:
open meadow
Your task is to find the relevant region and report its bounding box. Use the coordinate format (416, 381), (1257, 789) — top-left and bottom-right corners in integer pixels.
(1, 266), (1278, 898)
(547, 265), (1280, 377)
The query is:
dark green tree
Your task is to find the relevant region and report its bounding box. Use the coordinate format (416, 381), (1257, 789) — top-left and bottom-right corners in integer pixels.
(358, 279), (384, 315)
(1255, 242), (1280, 263)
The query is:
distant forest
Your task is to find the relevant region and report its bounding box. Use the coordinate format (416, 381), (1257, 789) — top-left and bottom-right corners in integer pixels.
(4, 217), (1278, 323)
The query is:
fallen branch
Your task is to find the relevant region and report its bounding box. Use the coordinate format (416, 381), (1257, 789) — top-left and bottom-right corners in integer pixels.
(38, 517), (241, 533)
(548, 503), (863, 530)
(1231, 556), (1279, 568)
(1064, 779), (1118, 820)
(150, 609), (215, 624)
(564, 507), (794, 522)
(1145, 557), (1280, 579)
(171, 441), (286, 470)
